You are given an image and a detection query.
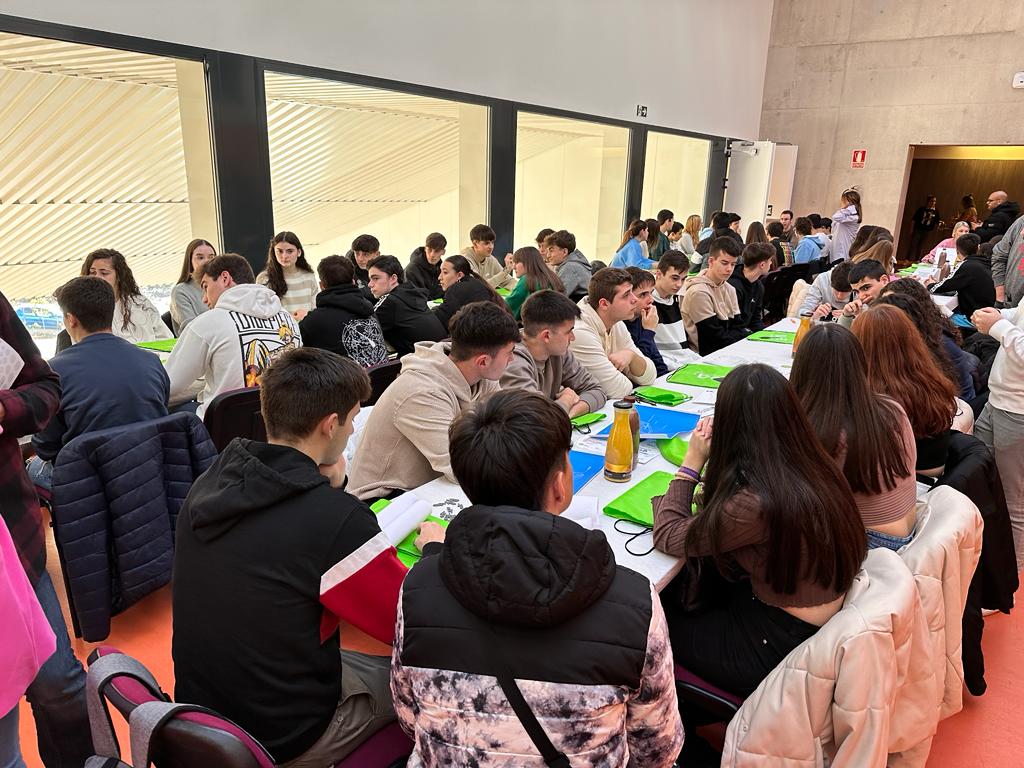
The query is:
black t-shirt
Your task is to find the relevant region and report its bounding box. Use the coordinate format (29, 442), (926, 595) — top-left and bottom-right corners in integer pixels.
(913, 206), (940, 231)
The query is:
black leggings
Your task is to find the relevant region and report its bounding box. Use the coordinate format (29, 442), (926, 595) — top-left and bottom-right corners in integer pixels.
(662, 579), (819, 697)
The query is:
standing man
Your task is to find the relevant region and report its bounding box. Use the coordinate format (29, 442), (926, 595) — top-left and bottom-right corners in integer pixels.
(974, 191), (1020, 243)
(991, 211), (1024, 306)
(908, 195), (941, 262)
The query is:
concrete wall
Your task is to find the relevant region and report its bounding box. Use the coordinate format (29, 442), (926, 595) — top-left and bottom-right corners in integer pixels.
(760, 1), (1024, 232)
(1, 0), (773, 141)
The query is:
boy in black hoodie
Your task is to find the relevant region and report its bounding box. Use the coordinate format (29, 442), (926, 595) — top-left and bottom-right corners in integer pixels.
(172, 348), (444, 765)
(405, 232), (446, 300)
(299, 255), (389, 367)
(368, 255), (447, 357)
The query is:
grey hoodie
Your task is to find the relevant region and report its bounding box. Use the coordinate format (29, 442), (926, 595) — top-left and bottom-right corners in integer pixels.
(555, 249), (592, 299)
(992, 213), (1024, 305)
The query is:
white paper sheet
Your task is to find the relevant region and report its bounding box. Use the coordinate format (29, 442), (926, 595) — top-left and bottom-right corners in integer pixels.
(376, 494), (432, 547)
(0, 336), (24, 390)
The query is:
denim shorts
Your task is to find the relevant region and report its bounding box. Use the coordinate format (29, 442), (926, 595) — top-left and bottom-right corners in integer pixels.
(867, 528), (914, 551)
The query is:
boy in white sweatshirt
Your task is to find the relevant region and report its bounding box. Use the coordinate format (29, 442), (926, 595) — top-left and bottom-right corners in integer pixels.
(973, 299), (1024, 570)
(166, 254), (301, 417)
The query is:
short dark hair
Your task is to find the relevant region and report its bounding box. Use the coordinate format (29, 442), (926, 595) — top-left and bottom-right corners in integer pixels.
(956, 233), (981, 257)
(587, 267), (632, 309)
(54, 276), (115, 332)
(317, 255), (355, 287)
(535, 227), (555, 244)
(260, 347), (371, 441)
(849, 259), (886, 284)
(709, 236), (742, 260)
(657, 251), (690, 274)
(425, 232), (447, 251)
(727, 213), (742, 225)
(782, 209), (794, 218)
(742, 242), (775, 268)
(351, 234), (380, 253)
(794, 216), (814, 236)
(200, 253), (254, 285)
(657, 209), (675, 224)
(448, 301), (520, 361)
(808, 213), (822, 228)
(711, 211), (731, 230)
(830, 260), (853, 292)
(819, 217), (832, 229)
(547, 230), (576, 252)
(469, 224), (496, 243)
(670, 221), (684, 234)
(766, 221), (784, 238)
(367, 255), (404, 282)
(626, 266), (655, 290)
(449, 389), (571, 509)
(521, 290), (581, 336)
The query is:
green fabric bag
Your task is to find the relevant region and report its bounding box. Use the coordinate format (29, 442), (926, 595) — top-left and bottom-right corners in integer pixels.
(496, 287), (512, 297)
(667, 363), (734, 389)
(394, 515), (450, 568)
(633, 386), (692, 407)
(602, 471), (674, 527)
(570, 412), (607, 428)
(657, 437), (689, 466)
(747, 330), (796, 345)
(135, 338), (177, 353)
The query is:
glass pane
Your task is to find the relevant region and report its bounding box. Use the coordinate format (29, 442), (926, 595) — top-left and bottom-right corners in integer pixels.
(0, 32), (217, 358)
(265, 71), (489, 265)
(515, 113), (628, 263)
(641, 132), (711, 229)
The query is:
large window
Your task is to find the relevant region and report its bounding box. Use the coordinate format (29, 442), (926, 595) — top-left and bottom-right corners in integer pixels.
(514, 113), (629, 263)
(0, 32), (216, 356)
(641, 131), (710, 226)
(264, 72), (489, 265)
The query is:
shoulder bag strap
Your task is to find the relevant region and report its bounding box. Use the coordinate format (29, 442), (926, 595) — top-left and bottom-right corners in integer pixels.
(475, 620), (571, 768)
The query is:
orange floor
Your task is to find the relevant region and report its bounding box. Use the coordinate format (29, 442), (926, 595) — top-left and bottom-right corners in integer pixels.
(15, 526), (1024, 767)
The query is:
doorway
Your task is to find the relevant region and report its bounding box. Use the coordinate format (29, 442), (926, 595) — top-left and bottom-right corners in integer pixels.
(896, 145), (1024, 264)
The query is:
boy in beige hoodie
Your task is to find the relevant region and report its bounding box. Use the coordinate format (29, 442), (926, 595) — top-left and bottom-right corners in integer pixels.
(460, 223), (517, 290)
(347, 302), (520, 501)
(680, 237), (749, 355)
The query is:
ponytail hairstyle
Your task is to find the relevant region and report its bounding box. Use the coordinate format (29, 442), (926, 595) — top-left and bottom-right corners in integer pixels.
(842, 187), (863, 223)
(442, 254), (506, 308)
(618, 219), (649, 251)
(263, 231), (313, 297)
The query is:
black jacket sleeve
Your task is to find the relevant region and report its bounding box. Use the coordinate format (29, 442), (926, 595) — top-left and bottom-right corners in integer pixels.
(694, 316), (750, 356)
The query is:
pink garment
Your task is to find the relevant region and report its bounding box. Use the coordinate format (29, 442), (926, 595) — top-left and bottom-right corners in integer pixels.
(0, 516), (55, 714)
(922, 238), (955, 263)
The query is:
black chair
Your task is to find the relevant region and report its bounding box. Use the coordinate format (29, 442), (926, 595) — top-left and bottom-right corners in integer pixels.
(55, 328), (72, 354)
(762, 264), (807, 324)
(590, 260), (607, 274)
(203, 388), (266, 452)
(161, 310), (177, 337)
(365, 359), (403, 406)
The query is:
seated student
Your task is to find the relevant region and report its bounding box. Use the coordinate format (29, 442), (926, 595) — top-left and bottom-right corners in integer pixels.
(433, 254), (507, 333)
(695, 212), (743, 257)
(298, 255), (388, 368)
(504, 246), (564, 320)
(728, 242), (773, 332)
(852, 304), (958, 476)
(546, 229), (591, 302)
(501, 290), (606, 416)
(461, 224), (516, 289)
(877, 279), (975, 400)
(610, 219), (653, 269)
(652, 364), (866, 696)
(651, 208), (675, 261)
(767, 220), (793, 267)
(838, 259), (890, 326)
(651, 251), (691, 366)
(257, 231), (319, 318)
(173, 348), (444, 766)
(927, 233), (996, 319)
(348, 302), (519, 501)
(170, 238), (216, 334)
(391, 389), (684, 767)
(26, 277), (168, 490)
(165, 254), (301, 417)
(798, 260), (853, 319)
(668, 220), (686, 252)
(791, 217), (822, 265)
(367, 255), (447, 358)
(922, 220), (971, 264)
(680, 237), (750, 355)
(347, 234), (379, 291)
(570, 267), (657, 398)
(791, 324), (919, 550)
(405, 232), (446, 300)
(624, 267), (669, 377)
(535, 227), (555, 260)
(82, 249), (171, 344)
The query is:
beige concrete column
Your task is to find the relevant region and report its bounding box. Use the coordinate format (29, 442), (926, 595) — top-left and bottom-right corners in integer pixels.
(175, 60), (221, 246)
(457, 103), (489, 247)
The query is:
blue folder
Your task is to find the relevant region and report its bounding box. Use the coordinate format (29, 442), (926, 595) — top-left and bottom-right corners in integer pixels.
(593, 403), (700, 440)
(951, 313), (975, 329)
(569, 450), (605, 493)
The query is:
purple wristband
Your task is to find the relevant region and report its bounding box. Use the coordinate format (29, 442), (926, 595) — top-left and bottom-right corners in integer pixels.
(678, 466), (701, 483)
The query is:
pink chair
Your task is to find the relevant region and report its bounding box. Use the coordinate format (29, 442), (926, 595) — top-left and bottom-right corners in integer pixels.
(674, 663), (745, 722)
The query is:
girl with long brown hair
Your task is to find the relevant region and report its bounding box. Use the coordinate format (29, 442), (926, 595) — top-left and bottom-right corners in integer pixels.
(81, 249), (171, 344)
(852, 304), (958, 476)
(170, 238), (217, 334)
(257, 231), (319, 317)
(611, 219), (653, 269)
(504, 246), (564, 320)
(832, 187), (863, 262)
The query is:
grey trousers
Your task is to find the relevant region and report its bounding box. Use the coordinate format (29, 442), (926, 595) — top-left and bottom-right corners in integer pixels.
(975, 403), (1024, 571)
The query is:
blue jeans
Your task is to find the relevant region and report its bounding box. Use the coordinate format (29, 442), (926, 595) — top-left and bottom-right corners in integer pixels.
(25, 457), (53, 491)
(867, 528), (914, 551)
(0, 706), (27, 768)
(23, 572), (91, 767)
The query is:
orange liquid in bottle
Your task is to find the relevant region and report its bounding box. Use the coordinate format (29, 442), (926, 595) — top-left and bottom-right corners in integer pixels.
(604, 401), (635, 482)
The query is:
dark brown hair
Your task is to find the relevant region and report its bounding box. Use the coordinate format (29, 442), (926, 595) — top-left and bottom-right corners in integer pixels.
(469, 224), (495, 243)
(687, 364), (866, 596)
(745, 221), (769, 245)
(742, 242), (775, 268)
(645, 218), (661, 251)
(260, 347), (371, 440)
(54, 276), (115, 333)
(317, 255), (355, 287)
(82, 249), (143, 333)
(794, 216), (813, 236)
(263, 231), (313, 298)
(199, 253), (255, 286)
(852, 305), (957, 438)
(521, 290), (580, 336)
(425, 232), (447, 251)
(448, 301), (521, 362)
(617, 219), (648, 251)
(449, 389), (571, 509)
(790, 323), (911, 494)
(177, 239), (217, 285)
(535, 227), (556, 245)
(512, 247), (564, 293)
(657, 251), (690, 274)
(442, 255), (505, 307)
(586, 267), (632, 309)
(547, 230), (576, 253)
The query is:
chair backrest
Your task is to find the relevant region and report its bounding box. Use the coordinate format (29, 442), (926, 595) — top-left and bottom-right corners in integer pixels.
(203, 387), (266, 452)
(161, 311), (176, 337)
(365, 359), (403, 406)
(87, 647), (275, 768)
(762, 265), (805, 324)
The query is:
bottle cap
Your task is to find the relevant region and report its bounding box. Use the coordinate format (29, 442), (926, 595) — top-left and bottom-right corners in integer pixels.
(613, 400), (632, 410)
